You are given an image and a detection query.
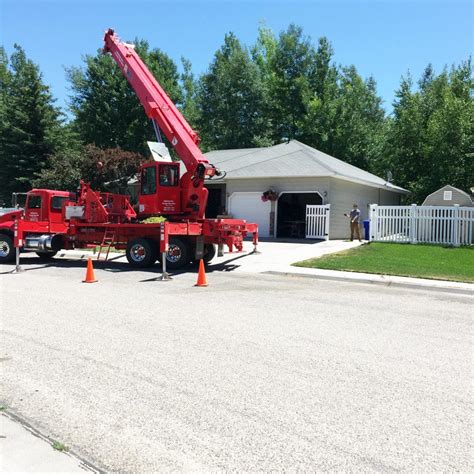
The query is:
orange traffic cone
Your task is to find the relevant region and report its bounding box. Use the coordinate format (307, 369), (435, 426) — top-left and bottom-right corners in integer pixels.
(82, 257), (98, 283)
(195, 259), (208, 287)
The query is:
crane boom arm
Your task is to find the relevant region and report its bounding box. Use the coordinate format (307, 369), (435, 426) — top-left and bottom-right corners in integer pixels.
(103, 28), (215, 179)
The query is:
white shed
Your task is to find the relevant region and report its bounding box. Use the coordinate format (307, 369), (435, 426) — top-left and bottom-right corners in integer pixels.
(204, 140), (408, 239)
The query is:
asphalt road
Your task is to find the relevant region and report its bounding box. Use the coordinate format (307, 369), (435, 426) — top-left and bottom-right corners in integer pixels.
(0, 255), (472, 472)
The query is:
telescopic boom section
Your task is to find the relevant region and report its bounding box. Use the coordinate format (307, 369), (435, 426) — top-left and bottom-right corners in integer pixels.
(103, 29), (216, 181)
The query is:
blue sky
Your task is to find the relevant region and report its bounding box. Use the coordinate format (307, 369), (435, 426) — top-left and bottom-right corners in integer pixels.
(1, 0), (472, 114)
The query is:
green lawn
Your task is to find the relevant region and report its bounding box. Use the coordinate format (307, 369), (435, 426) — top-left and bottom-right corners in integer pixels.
(294, 243), (474, 283)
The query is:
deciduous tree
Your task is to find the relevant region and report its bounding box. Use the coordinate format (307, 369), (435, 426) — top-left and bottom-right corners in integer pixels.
(196, 33), (270, 150)
(385, 61), (473, 202)
(34, 145), (144, 193)
(67, 40), (182, 156)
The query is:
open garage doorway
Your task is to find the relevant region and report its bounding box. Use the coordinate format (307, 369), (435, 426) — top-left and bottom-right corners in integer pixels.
(205, 185), (226, 218)
(276, 192), (323, 238)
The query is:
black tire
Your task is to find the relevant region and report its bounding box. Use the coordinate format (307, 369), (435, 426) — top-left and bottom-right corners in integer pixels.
(126, 238), (157, 268)
(0, 234), (15, 263)
(36, 251), (58, 260)
(203, 244), (216, 263)
(163, 237), (191, 270)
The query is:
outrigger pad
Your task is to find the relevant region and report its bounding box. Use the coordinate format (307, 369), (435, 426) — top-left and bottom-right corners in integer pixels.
(217, 243), (224, 257)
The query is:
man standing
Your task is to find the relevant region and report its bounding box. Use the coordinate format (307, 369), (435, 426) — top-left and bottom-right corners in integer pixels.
(345, 204), (362, 241)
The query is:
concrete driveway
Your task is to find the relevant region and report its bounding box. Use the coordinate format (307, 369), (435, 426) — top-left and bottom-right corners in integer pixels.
(212, 239), (363, 273)
(0, 255), (472, 472)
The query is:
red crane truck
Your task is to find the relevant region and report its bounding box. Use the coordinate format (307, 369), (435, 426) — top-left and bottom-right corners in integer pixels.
(0, 29), (258, 271)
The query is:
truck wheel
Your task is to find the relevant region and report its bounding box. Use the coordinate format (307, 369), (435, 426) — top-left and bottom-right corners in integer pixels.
(36, 251), (58, 260)
(164, 237), (191, 270)
(0, 234), (15, 263)
(203, 244), (216, 263)
(126, 238), (157, 268)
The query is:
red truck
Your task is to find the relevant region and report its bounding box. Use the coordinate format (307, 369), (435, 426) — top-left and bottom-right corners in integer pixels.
(0, 29), (258, 270)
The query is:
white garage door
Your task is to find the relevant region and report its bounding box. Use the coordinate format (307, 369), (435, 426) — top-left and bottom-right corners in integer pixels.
(228, 192), (271, 237)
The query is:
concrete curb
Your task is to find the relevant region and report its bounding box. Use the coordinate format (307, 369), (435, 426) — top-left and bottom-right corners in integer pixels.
(1, 409), (105, 473)
(265, 270), (474, 295)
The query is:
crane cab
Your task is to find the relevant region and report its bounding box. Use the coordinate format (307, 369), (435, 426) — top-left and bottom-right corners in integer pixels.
(138, 162), (181, 217)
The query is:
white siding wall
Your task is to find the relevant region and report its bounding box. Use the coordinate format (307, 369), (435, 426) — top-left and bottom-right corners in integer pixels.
(223, 177), (403, 240)
(225, 178), (330, 237)
(329, 178), (401, 239)
(225, 177), (330, 196)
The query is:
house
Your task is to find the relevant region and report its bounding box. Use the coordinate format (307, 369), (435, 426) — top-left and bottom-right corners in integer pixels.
(422, 185), (473, 207)
(204, 140), (408, 239)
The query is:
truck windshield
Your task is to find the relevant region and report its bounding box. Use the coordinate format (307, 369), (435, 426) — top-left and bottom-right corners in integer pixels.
(159, 165), (179, 187)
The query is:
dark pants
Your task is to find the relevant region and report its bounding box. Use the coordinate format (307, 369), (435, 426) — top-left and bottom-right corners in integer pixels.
(350, 221), (361, 241)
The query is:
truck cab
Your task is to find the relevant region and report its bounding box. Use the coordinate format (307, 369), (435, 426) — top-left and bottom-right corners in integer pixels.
(24, 189), (71, 233)
(0, 189), (72, 262)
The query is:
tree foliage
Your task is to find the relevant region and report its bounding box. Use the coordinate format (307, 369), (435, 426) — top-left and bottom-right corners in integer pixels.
(196, 33), (270, 150)
(383, 61), (473, 202)
(34, 145), (144, 193)
(316, 68), (386, 171)
(180, 57), (199, 129)
(0, 45), (63, 202)
(67, 39), (182, 156)
(1, 25), (472, 203)
(268, 25), (319, 142)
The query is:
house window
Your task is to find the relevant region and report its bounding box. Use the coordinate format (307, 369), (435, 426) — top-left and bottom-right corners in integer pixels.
(443, 191), (452, 201)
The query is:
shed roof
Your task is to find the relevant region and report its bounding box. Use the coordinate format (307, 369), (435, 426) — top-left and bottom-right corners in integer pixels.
(205, 140), (408, 193)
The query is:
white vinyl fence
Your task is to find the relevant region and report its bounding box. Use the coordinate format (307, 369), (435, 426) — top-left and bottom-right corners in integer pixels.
(306, 204), (330, 240)
(369, 204), (474, 246)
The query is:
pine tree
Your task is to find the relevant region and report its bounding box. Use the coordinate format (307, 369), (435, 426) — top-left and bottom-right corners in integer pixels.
(0, 45), (62, 202)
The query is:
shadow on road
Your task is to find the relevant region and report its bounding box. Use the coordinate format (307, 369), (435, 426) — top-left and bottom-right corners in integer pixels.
(0, 251), (257, 278)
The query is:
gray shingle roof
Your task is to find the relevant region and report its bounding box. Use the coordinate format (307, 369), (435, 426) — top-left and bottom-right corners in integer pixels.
(205, 140), (408, 193)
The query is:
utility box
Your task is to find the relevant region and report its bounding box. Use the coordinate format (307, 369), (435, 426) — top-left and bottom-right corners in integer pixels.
(363, 219), (370, 241)
(65, 206), (85, 219)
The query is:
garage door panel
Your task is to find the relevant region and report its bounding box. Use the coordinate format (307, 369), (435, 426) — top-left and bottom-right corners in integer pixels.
(229, 192), (271, 237)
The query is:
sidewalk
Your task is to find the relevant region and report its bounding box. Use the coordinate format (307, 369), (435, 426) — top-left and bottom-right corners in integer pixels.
(0, 413), (90, 473)
(266, 265), (473, 294)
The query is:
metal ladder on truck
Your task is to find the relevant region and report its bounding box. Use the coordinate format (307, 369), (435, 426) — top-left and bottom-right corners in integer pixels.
(97, 229), (116, 261)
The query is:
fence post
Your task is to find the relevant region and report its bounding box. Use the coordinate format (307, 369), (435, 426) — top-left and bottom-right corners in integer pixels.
(325, 204), (330, 240)
(453, 204), (460, 247)
(409, 204), (417, 244)
(369, 204), (377, 241)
